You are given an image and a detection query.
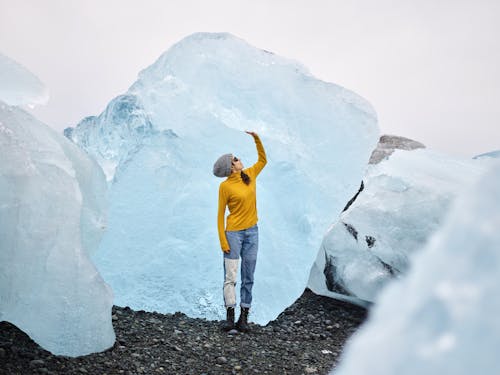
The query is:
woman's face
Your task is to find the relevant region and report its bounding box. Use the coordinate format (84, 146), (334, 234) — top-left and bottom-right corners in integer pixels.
(231, 155), (244, 172)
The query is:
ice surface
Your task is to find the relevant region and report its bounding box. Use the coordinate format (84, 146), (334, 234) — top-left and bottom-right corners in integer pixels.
(65, 32), (379, 324)
(308, 141), (489, 306)
(473, 150), (500, 160)
(334, 161), (500, 375)
(0, 101), (115, 356)
(64, 94), (155, 181)
(0, 53), (49, 107)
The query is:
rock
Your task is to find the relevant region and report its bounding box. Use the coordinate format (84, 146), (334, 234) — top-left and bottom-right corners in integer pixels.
(30, 359), (45, 367)
(216, 356), (227, 364)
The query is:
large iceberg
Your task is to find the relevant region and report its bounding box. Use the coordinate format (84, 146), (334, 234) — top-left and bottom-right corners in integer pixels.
(308, 135), (489, 305)
(334, 161), (500, 375)
(65, 32), (379, 324)
(0, 56), (115, 356)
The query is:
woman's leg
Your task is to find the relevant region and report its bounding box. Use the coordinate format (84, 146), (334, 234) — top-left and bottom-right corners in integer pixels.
(240, 225), (259, 308)
(223, 230), (243, 308)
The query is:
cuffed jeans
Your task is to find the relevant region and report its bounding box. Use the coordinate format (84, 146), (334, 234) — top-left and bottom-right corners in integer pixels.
(223, 224), (258, 308)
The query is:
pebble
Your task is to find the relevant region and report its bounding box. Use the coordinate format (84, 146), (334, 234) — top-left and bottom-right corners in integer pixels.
(305, 366), (318, 373)
(216, 356), (228, 364)
(0, 347), (5, 357)
(30, 359), (45, 367)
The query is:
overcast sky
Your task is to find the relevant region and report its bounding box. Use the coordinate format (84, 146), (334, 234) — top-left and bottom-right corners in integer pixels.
(1, 0), (499, 157)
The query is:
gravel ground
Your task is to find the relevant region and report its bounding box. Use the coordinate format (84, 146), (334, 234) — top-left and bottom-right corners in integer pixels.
(0, 289), (367, 375)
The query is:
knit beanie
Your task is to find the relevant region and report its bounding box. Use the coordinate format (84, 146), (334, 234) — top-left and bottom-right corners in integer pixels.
(213, 154), (233, 177)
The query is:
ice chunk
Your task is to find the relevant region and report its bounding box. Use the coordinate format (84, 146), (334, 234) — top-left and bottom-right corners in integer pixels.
(66, 32), (379, 324)
(308, 140), (489, 305)
(0, 101), (115, 356)
(334, 161), (500, 375)
(473, 150), (500, 160)
(64, 94), (155, 181)
(0, 53), (49, 107)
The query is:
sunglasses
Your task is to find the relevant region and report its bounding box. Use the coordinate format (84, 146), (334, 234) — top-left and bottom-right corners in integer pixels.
(232, 156), (239, 162)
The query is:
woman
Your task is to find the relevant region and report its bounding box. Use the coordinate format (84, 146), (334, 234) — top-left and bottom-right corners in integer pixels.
(212, 131), (267, 332)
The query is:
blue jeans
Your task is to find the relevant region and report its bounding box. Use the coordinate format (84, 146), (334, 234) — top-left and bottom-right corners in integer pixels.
(223, 224), (259, 308)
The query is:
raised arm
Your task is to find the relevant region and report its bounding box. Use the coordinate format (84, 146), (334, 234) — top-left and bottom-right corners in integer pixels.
(217, 184), (230, 252)
(245, 131), (267, 176)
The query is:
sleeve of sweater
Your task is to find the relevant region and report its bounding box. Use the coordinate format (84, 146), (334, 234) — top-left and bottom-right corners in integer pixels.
(246, 135), (267, 177)
(217, 184), (230, 251)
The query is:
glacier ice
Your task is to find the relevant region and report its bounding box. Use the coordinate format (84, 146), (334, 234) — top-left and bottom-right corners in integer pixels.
(65, 32), (379, 324)
(473, 150), (500, 160)
(0, 55), (115, 356)
(0, 53), (49, 107)
(334, 160), (500, 375)
(308, 136), (489, 305)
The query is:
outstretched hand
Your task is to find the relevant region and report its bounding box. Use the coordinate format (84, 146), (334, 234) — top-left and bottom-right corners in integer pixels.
(245, 130), (258, 137)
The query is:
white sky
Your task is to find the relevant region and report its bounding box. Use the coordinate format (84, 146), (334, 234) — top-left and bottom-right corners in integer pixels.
(1, 0), (499, 157)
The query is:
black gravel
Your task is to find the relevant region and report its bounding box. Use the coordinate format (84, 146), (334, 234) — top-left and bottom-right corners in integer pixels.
(0, 289), (367, 375)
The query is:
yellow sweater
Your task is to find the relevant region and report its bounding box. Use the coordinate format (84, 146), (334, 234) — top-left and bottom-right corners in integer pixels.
(217, 135), (267, 251)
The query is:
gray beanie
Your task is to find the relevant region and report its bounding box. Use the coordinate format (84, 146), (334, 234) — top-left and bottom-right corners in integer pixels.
(213, 154), (233, 177)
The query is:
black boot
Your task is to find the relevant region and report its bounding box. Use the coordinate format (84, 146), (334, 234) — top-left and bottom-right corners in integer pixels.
(221, 307), (235, 331)
(236, 307), (250, 332)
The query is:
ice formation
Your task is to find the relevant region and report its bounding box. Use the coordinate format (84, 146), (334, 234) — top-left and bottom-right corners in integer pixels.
(0, 52), (49, 107)
(308, 136), (489, 305)
(334, 161), (500, 375)
(473, 150), (500, 160)
(65, 32), (379, 324)
(0, 56), (114, 356)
